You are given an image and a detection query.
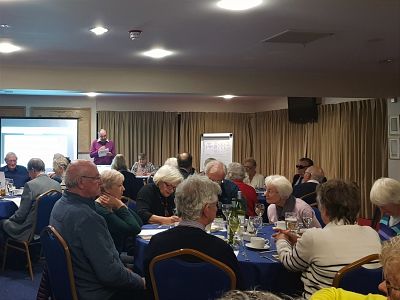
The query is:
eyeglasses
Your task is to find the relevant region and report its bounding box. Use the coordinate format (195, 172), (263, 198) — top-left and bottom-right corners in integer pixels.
(164, 182), (177, 191)
(296, 165), (308, 169)
(81, 175), (101, 181)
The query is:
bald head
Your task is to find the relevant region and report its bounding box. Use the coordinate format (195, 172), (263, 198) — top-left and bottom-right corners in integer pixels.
(304, 166), (325, 183)
(98, 129), (107, 142)
(177, 152), (193, 169)
(65, 160), (101, 198)
(205, 160), (226, 183)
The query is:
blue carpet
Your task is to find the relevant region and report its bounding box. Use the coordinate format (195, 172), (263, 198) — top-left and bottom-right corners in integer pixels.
(0, 260), (43, 300)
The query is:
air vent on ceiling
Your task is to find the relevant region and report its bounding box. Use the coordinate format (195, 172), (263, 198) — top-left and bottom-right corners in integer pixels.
(262, 30), (334, 45)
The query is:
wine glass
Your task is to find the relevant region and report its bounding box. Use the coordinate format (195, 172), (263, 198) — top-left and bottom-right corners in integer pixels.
(302, 210), (314, 229)
(249, 216), (263, 235)
(221, 204), (232, 221)
(255, 203), (265, 218)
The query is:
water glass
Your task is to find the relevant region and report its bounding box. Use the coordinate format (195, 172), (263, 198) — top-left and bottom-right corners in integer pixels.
(255, 203), (265, 217)
(302, 210), (314, 229)
(249, 216), (263, 235)
(285, 212), (298, 232)
(6, 179), (15, 196)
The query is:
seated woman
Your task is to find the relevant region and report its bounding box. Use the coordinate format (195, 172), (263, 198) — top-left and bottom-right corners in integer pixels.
(265, 175), (321, 227)
(111, 154), (144, 202)
(95, 169), (142, 253)
(226, 162), (257, 216)
(274, 179), (382, 299)
(50, 154), (70, 191)
(136, 165), (183, 225)
(370, 177), (400, 241)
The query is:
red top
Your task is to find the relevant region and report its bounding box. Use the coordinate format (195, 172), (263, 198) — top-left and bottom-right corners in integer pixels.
(232, 180), (257, 217)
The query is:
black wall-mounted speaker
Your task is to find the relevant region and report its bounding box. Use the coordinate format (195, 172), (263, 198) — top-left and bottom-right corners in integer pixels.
(288, 97), (318, 123)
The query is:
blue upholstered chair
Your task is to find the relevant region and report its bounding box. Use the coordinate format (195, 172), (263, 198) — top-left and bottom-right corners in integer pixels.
(40, 225), (78, 300)
(149, 248), (236, 300)
(2, 189), (62, 280)
(332, 254), (383, 295)
(312, 207), (325, 228)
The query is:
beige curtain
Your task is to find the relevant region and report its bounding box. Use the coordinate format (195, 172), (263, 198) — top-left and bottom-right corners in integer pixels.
(97, 111), (179, 168)
(254, 99), (387, 218)
(179, 112), (253, 171)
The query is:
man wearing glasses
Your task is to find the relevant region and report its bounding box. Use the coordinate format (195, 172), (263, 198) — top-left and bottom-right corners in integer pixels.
(292, 157), (314, 187)
(50, 160), (145, 300)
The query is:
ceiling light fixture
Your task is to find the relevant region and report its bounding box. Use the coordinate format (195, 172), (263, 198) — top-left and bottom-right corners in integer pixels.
(85, 92), (98, 97)
(143, 48), (173, 59)
(0, 42), (21, 54)
(217, 0), (262, 11)
(218, 95), (237, 100)
(90, 27), (108, 36)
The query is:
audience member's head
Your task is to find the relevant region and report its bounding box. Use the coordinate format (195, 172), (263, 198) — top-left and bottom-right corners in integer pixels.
(204, 157), (216, 170)
(53, 155), (69, 176)
(264, 175), (293, 205)
(4, 152), (18, 171)
(226, 162), (246, 181)
(304, 166), (325, 183)
(370, 177), (400, 218)
(111, 154), (129, 171)
(138, 153), (148, 166)
(27, 158), (46, 179)
(243, 158), (257, 176)
(64, 160), (101, 199)
(379, 236), (400, 299)
(177, 152), (193, 170)
(296, 157), (314, 175)
(164, 157), (178, 168)
(153, 165), (183, 197)
(175, 174), (221, 225)
(205, 160), (227, 184)
(218, 290), (282, 300)
(100, 169), (125, 198)
(316, 179), (360, 225)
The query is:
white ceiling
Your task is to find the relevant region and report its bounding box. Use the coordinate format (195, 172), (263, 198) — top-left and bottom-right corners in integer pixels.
(0, 0), (399, 98)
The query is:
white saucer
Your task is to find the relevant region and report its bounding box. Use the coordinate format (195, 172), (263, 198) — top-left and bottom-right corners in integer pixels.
(245, 242), (270, 250)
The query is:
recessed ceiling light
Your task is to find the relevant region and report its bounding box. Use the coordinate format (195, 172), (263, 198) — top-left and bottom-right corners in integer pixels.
(217, 0), (262, 11)
(218, 95), (237, 100)
(85, 92), (98, 97)
(143, 48), (173, 59)
(0, 42), (21, 54)
(90, 27), (108, 36)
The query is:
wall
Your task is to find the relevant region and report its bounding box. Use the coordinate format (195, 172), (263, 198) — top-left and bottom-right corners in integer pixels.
(388, 98), (400, 180)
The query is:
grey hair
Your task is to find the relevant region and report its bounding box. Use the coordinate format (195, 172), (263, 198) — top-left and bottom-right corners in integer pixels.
(138, 153), (147, 159)
(53, 156), (69, 172)
(264, 175), (293, 200)
(381, 235), (400, 277)
(164, 157), (178, 168)
(27, 158), (45, 172)
(4, 152), (17, 161)
(204, 157), (216, 168)
(204, 160), (227, 176)
(218, 290), (283, 300)
(370, 177), (400, 206)
(175, 174), (221, 221)
(100, 169), (124, 191)
(153, 165), (183, 186)
(111, 154), (128, 171)
(226, 162), (246, 181)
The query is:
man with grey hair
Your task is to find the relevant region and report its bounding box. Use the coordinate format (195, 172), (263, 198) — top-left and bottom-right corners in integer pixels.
(143, 174), (243, 297)
(293, 165), (325, 206)
(1, 158), (61, 242)
(0, 152), (29, 188)
(50, 160), (145, 300)
(205, 160), (239, 206)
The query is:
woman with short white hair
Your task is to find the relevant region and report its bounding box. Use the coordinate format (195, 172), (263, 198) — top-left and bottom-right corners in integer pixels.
(370, 177), (400, 240)
(136, 165), (184, 225)
(264, 175), (320, 227)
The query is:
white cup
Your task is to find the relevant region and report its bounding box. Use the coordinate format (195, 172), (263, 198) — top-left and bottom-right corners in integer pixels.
(275, 220), (286, 230)
(250, 237), (268, 248)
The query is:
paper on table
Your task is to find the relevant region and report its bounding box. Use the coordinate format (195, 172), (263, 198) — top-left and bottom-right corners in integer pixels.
(98, 148), (109, 157)
(139, 228), (168, 239)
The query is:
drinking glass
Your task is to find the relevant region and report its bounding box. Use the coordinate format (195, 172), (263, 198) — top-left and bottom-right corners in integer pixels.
(6, 179), (15, 196)
(249, 216), (263, 235)
(255, 203), (265, 218)
(302, 210), (314, 229)
(285, 212), (298, 232)
(221, 204), (232, 221)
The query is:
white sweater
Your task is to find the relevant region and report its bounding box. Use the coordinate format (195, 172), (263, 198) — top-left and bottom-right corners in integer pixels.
(276, 221), (381, 298)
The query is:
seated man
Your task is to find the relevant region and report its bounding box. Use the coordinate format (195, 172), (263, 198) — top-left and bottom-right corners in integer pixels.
(293, 165), (325, 206)
(143, 174), (243, 298)
(50, 160), (145, 300)
(205, 160), (239, 205)
(131, 153), (156, 176)
(177, 152), (196, 179)
(1, 158), (61, 242)
(292, 157), (314, 187)
(243, 158), (265, 189)
(0, 152), (30, 188)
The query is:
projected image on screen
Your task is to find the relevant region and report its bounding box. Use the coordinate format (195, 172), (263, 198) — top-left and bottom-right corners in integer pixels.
(1, 118), (78, 171)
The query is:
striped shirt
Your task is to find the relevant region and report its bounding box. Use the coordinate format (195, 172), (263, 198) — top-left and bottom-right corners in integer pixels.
(378, 214), (400, 241)
(276, 221), (381, 299)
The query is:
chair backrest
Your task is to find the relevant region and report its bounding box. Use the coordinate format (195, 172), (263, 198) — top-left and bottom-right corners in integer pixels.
(34, 189), (62, 236)
(312, 207), (325, 228)
(40, 226), (78, 300)
(149, 248), (236, 300)
(332, 254), (382, 295)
